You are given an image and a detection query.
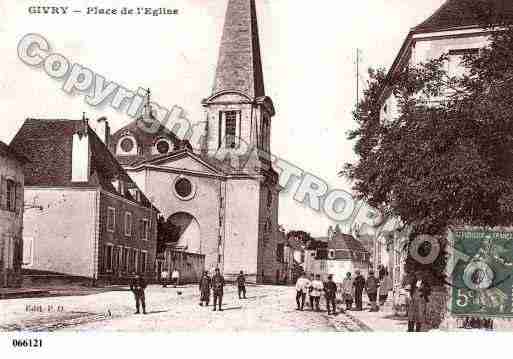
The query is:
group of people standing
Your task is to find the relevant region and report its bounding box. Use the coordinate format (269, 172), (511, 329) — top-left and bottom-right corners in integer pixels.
(295, 269), (394, 315)
(130, 269), (247, 314)
(198, 269), (247, 311)
(341, 269), (393, 312)
(295, 273), (338, 315)
(161, 268), (181, 288)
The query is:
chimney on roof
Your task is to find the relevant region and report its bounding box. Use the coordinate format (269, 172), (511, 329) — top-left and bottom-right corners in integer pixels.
(95, 117), (110, 147)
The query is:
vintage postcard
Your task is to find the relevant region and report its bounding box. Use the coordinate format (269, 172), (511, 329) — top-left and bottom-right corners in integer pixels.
(2, 0), (513, 354)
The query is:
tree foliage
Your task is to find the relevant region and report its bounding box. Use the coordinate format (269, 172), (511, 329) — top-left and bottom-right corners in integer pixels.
(344, 26), (513, 237)
(343, 17), (513, 285)
(286, 230), (314, 246)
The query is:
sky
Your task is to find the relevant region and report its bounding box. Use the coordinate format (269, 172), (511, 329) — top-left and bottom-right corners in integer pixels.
(0, 0), (446, 236)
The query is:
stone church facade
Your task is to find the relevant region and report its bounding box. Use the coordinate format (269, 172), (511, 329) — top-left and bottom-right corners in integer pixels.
(109, 0), (281, 283)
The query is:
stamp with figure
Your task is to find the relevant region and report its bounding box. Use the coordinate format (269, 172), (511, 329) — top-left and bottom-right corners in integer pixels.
(451, 229), (513, 317)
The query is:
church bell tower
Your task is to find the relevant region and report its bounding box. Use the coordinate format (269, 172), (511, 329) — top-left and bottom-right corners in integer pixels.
(202, 0), (275, 173)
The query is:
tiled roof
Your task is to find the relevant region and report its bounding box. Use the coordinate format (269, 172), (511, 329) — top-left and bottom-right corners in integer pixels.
(0, 140), (28, 163)
(10, 118), (153, 208)
(327, 233), (369, 254)
(413, 0), (513, 34)
(109, 116), (189, 159)
(10, 119), (88, 187)
(312, 234), (369, 261)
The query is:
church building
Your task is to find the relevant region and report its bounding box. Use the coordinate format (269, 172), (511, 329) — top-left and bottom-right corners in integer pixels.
(109, 0), (281, 283)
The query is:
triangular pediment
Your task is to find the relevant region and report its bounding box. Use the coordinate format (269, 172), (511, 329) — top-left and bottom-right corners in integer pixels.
(142, 150), (223, 176)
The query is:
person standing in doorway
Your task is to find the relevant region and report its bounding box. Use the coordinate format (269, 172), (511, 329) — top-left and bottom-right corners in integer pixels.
(365, 270), (380, 312)
(342, 272), (354, 311)
(130, 275), (147, 315)
(199, 271), (211, 306)
(295, 272), (310, 311)
(324, 274), (338, 315)
(237, 270), (247, 299)
(353, 270), (366, 311)
(171, 268), (180, 288)
(212, 268), (225, 311)
(310, 275), (323, 312)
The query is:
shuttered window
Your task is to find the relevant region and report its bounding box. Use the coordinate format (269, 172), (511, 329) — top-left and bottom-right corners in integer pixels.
(225, 111), (237, 148)
(219, 111), (240, 149)
(15, 182), (22, 215)
(141, 219), (149, 241)
(0, 176), (5, 210)
(107, 207), (116, 232)
(102, 245), (113, 272)
(6, 179), (16, 212)
(0, 176), (18, 212)
(139, 251), (147, 273)
(124, 212), (132, 237)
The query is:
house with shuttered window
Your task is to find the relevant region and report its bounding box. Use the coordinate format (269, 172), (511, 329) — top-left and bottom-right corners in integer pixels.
(0, 141), (26, 287)
(10, 118), (158, 283)
(304, 232), (371, 283)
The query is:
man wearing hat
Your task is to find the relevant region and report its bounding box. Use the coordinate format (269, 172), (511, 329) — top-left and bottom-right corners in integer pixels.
(237, 270), (247, 299)
(365, 270), (380, 312)
(324, 274), (338, 315)
(353, 270), (366, 311)
(211, 268), (225, 311)
(130, 274), (147, 315)
(199, 271), (211, 306)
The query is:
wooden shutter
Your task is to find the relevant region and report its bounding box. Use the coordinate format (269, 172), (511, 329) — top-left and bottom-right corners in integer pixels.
(0, 176), (5, 210)
(15, 182), (23, 215)
(236, 111), (241, 148)
(219, 111), (225, 149)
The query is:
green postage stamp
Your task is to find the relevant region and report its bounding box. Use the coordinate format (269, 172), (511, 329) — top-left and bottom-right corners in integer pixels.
(450, 229), (513, 317)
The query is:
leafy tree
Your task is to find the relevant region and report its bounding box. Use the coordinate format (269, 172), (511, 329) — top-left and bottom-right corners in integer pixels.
(343, 19), (513, 285)
(157, 215), (180, 253)
(286, 230), (314, 247)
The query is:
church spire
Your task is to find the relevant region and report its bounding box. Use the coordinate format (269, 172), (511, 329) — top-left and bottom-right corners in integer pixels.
(212, 0), (265, 99)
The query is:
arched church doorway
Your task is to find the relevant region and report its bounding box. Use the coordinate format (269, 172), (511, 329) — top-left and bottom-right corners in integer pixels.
(166, 212), (201, 254)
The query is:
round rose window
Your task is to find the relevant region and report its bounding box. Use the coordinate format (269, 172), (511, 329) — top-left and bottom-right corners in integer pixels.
(156, 140), (170, 154)
(120, 138), (135, 153)
(174, 177), (194, 200)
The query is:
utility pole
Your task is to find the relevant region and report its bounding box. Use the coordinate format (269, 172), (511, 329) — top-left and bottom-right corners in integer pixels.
(356, 48), (360, 110)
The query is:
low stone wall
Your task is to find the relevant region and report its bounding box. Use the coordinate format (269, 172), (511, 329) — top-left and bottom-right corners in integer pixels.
(22, 274), (93, 287)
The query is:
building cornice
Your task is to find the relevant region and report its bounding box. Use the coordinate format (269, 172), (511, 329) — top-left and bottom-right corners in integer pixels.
(126, 164), (260, 182)
(100, 189), (158, 213)
(378, 25), (498, 105)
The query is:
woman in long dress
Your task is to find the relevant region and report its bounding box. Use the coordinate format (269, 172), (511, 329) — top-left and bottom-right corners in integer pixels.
(341, 272), (354, 311)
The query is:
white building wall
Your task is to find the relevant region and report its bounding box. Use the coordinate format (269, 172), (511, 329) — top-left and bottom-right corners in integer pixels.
(141, 169), (221, 271)
(23, 188), (97, 277)
(223, 177), (260, 280)
(381, 31), (491, 123)
(304, 253), (369, 284)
